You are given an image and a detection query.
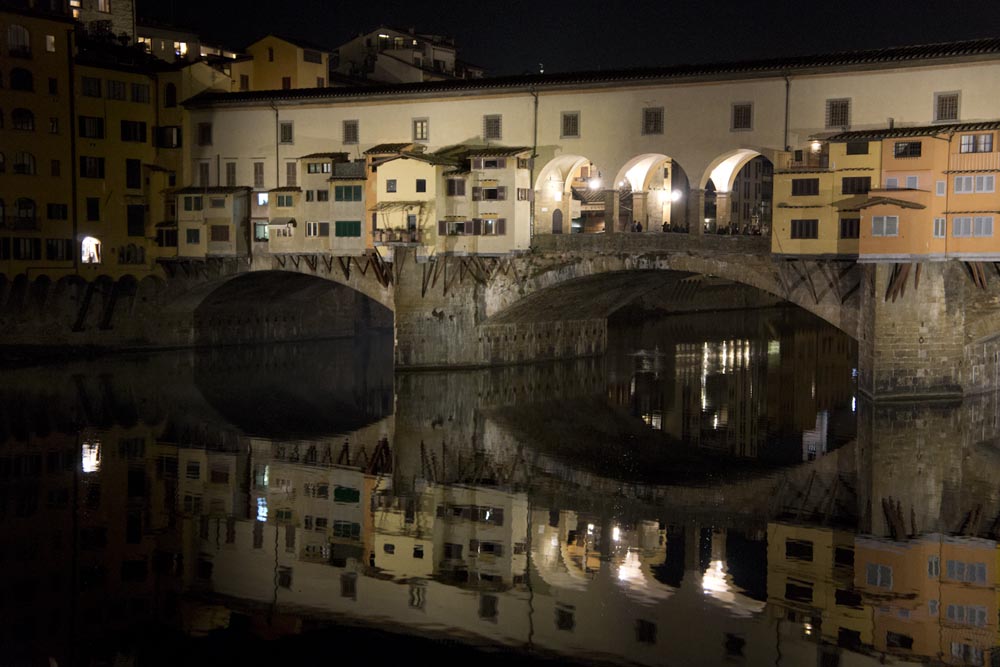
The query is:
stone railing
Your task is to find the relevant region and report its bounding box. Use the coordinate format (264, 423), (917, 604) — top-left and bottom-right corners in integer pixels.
(531, 232), (772, 256)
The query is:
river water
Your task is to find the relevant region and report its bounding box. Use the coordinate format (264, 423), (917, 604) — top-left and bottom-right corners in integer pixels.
(2, 306), (997, 666)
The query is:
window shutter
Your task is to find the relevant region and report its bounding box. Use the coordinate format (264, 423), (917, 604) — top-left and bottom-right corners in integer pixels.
(472, 158), (483, 170)
(497, 158), (507, 169)
(497, 186), (507, 201)
(469, 539), (480, 553)
(318, 222), (330, 237)
(438, 220), (446, 235)
(472, 187), (482, 201)
(472, 219), (482, 235)
(497, 219), (506, 235)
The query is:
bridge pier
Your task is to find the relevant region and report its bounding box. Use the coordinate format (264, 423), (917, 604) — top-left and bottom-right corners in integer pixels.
(687, 188), (706, 235)
(858, 261), (967, 400)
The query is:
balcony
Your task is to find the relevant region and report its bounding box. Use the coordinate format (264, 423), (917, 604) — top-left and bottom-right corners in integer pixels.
(949, 152), (1000, 172)
(776, 152), (830, 171)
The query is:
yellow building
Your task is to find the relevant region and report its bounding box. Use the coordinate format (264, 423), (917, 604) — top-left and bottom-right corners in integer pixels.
(771, 139), (881, 257)
(0, 9), (76, 279)
(241, 34), (331, 91)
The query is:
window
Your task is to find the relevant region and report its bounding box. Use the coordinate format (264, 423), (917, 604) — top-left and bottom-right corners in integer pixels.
(303, 48), (322, 64)
(412, 118), (428, 141)
(46, 203), (68, 220)
(872, 215), (899, 237)
(276, 194), (293, 207)
(731, 102), (752, 130)
(79, 156), (105, 178)
(317, 77), (324, 87)
(483, 114), (502, 140)
(186, 228), (200, 244)
(841, 176), (870, 194)
(472, 186), (507, 201)
(334, 486), (360, 503)
(13, 151), (36, 175)
(642, 107), (664, 135)
(343, 119), (359, 144)
(905, 175), (918, 189)
(974, 215), (994, 237)
(635, 620), (656, 644)
(306, 190), (315, 202)
(826, 98), (851, 128)
(210, 225), (229, 242)
(334, 185), (362, 201)
(840, 218), (860, 239)
(126, 204), (144, 236)
(125, 159), (141, 189)
(790, 219), (818, 239)
(281, 76), (291, 90)
(473, 157), (507, 170)
(254, 162), (265, 188)
(928, 555), (941, 577)
(197, 122), (212, 146)
(885, 177), (899, 189)
(934, 91), (959, 122)
(48, 77), (58, 95)
(416, 179), (426, 193)
(286, 162), (296, 187)
(11, 108), (34, 131)
(81, 76), (101, 97)
(279, 121), (293, 144)
(8, 24), (31, 56)
(209, 197), (226, 208)
(155, 126), (181, 148)
(78, 115), (104, 138)
(845, 141), (868, 155)
(561, 111), (580, 138)
(120, 120), (146, 142)
(13, 237), (42, 260)
(446, 179), (465, 196)
(335, 221), (361, 237)
(960, 133), (994, 153)
(517, 188), (531, 201)
(894, 141), (922, 158)
(955, 175), (995, 193)
(934, 217), (946, 238)
(106, 80), (125, 100)
(791, 178), (819, 196)
(332, 521), (361, 539)
(130, 83), (150, 103)
(976, 175), (995, 192)
(198, 162), (210, 186)
(97, 0), (110, 12)
(386, 179), (397, 193)
(183, 196), (203, 211)
(51, 159), (60, 176)
(865, 563), (893, 589)
(185, 461), (200, 480)
(225, 162), (236, 187)
(163, 82), (177, 107)
(239, 74), (249, 91)
(86, 197), (99, 221)
(46, 239), (72, 261)
(936, 180), (946, 196)
(307, 162), (331, 174)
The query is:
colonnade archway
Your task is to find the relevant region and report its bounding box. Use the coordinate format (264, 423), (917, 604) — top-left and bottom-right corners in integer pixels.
(534, 148), (774, 236)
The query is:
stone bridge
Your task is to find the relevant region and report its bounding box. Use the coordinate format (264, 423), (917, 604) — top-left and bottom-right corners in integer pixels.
(4, 232), (1000, 399)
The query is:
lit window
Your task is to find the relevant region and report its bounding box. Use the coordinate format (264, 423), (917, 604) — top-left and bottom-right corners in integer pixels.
(81, 236), (102, 263)
(81, 440), (101, 472)
(45, 34), (55, 52)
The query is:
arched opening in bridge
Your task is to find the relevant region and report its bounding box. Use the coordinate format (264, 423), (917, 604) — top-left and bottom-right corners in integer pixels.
(534, 154), (609, 234)
(613, 154), (691, 233)
(190, 271), (393, 348)
(701, 149), (774, 235)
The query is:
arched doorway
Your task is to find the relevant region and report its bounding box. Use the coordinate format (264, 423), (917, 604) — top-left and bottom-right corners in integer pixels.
(552, 209), (563, 234)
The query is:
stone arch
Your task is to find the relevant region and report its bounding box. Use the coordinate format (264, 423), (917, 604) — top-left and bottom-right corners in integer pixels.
(700, 148), (776, 234)
(534, 154), (608, 234)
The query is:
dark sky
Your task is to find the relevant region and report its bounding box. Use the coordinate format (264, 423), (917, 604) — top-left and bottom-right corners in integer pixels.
(139, 0), (1000, 75)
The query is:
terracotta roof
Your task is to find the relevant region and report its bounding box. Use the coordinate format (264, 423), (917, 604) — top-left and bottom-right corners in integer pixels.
(828, 120), (1000, 142)
(467, 146), (530, 157)
(364, 143), (413, 155)
(186, 37), (1000, 107)
(831, 194), (926, 210)
(168, 186), (250, 194)
(299, 152), (350, 160)
(268, 186), (301, 192)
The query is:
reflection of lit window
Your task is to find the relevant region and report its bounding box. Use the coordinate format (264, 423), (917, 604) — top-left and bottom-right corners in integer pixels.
(81, 235), (101, 263)
(81, 440), (101, 472)
(256, 496), (268, 521)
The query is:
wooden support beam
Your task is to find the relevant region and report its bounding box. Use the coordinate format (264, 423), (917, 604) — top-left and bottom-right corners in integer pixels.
(336, 256), (351, 281)
(913, 262), (922, 291)
(322, 256), (334, 274)
(304, 255), (317, 272)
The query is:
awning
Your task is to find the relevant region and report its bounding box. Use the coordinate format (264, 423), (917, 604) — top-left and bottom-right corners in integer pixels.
(831, 195), (926, 211)
(268, 217), (296, 226)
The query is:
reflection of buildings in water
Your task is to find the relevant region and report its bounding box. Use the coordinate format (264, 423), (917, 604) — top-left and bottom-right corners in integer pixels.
(767, 521), (1000, 666)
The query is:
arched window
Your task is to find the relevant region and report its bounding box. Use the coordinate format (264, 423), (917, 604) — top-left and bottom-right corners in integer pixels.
(14, 197), (36, 224)
(13, 151), (35, 175)
(164, 82), (177, 107)
(10, 68), (33, 92)
(7, 24), (31, 57)
(11, 108), (34, 131)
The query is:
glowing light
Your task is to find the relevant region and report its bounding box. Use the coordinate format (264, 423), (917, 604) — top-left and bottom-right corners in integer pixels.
(810, 140), (823, 153)
(81, 440), (101, 473)
(256, 497), (268, 521)
(803, 621), (814, 636)
(81, 236), (102, 264)
(618, 180), (625, 187)
(587, 523), (595, 534)
(670, 189), (683, 202)
(852, 396), (857, 412)
(588, 177), (602, 190)
(612, 526), (621, 542)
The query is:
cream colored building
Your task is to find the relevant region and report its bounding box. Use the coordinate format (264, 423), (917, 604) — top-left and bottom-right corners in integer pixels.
(242, 34), (332, 91)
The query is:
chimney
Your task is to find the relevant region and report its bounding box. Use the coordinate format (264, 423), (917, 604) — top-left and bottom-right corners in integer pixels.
(888, 117), (895, 129)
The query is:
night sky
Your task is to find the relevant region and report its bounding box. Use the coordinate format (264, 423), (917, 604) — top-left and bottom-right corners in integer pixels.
(139, 0), (1000, 76)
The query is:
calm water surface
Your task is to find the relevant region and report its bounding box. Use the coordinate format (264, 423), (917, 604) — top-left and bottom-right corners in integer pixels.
(2, 307), (998, 666)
